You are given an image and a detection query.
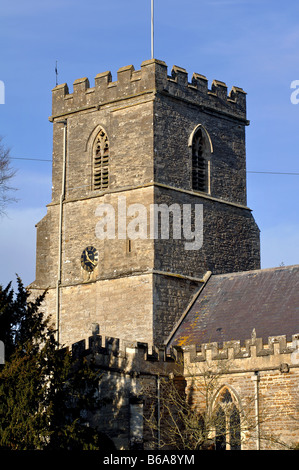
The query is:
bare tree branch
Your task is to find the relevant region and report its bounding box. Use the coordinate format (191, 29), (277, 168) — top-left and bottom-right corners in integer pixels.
(142, 356), (296, 450)
(0, 136), (16, 215)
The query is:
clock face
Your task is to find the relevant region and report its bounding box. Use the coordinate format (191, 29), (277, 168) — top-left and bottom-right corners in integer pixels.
(81, 246), (99, 272)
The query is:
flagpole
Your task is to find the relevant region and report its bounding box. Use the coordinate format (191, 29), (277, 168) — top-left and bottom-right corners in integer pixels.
(151, 0), (154, 59)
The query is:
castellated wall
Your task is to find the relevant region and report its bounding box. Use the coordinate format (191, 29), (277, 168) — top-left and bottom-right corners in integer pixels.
(153, 84), (248, 207)
(68, 332), (182, 450)
(183, 333), (299, 450)
(50, 59), (247, 123)
(27, 59), (296, 450)
(30, 58), (260, 347)
(50, 59), (250, 207)
(67, 332), (299, 450)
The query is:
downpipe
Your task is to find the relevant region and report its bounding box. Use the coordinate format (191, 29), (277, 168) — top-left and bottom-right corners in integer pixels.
(56, 119), (67, 345)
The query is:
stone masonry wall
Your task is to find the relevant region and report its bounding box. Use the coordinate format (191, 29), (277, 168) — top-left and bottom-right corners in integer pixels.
(153, 185), (260, 278)
(68, 334), (181, 450)
(183, 334), (299, 450)
(30, 58), (260, 348)
(153, 92), (248, 206)
(31, 185), (155, 288)
(51, 96), (154, 203)
(33, 273), (154, 348)
(67, 332), (299, 450)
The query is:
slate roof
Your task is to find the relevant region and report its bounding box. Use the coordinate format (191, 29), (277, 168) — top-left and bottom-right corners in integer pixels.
(167, 265), (299, 348)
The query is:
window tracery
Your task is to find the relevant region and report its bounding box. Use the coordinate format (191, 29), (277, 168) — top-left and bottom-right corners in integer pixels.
(192, 128), (207, 192)
(190, 125), (212, 193)
(213, 387), (241, 450)
(93, 128), (109, 190)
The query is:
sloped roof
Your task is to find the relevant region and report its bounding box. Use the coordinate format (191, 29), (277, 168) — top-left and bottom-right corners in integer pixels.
(168, 265), (299, 348)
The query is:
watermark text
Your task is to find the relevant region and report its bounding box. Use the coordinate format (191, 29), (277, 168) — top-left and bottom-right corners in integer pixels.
(290, 80), (299, 104)
(0, 81), (4, 104)
(95, 196), (203, 251)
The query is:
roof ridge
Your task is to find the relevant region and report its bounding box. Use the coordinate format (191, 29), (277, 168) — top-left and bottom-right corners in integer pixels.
(211, 264), (299, 279)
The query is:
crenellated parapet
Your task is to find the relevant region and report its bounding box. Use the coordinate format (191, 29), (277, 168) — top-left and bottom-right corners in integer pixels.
(50, 59), (248, 122)
(69, 331), (299, 377)
(183, 334), (299, 372)
(70, 332), (183, 377)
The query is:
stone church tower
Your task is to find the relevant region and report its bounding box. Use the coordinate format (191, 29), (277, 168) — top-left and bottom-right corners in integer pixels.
(30, 59), (260, 348)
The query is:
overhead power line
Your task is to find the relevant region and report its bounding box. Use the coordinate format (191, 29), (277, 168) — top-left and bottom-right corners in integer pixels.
(10, 157), (299, 176)
(247, 171), (299, 176)
(11, 157), (52, 162)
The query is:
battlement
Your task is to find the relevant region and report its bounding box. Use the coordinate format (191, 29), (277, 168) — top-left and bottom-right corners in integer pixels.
(50, 59), (248, 122)
(70, 332), (183, 376)
(184, 333), (299, 369)
(68, 330), (299, 376)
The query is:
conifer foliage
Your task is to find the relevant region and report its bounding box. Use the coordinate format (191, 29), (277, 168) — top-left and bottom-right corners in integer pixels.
(0, 277), (103, 450)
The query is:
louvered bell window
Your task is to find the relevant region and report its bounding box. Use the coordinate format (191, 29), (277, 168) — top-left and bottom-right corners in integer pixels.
(93, 129), (109, 190)
(192, 128), (207, 192)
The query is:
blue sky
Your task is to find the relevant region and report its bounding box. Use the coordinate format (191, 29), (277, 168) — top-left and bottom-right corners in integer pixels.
(0, 0), (298, 289)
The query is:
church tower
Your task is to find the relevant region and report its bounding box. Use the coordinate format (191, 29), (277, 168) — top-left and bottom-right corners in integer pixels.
(30, 59), (260, 347)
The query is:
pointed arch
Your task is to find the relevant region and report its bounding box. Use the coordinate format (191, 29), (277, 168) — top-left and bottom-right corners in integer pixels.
(188, 124), (213, 152)
(189, 124), (213, 194)
(212, 386), (242, 451)
(92, 126), (110, 190)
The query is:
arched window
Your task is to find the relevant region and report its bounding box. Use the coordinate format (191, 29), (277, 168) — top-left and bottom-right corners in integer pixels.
(213, 387), (241, 451)
(93, 128), (109, 190)
(189, 125), (213, 194)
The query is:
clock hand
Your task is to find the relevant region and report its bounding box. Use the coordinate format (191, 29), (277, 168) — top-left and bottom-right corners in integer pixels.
(85, 252), (96, 265)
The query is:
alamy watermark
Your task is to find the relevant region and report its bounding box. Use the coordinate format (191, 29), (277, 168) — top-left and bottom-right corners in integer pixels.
(95, 196), (203, 251)
(290, 80), (299, 104)
(0, 81), (4, 104)
(0, 341), (4, 364)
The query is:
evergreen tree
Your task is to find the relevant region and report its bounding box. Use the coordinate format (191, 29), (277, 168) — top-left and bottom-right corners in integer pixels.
(0, 277), (105, 450)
